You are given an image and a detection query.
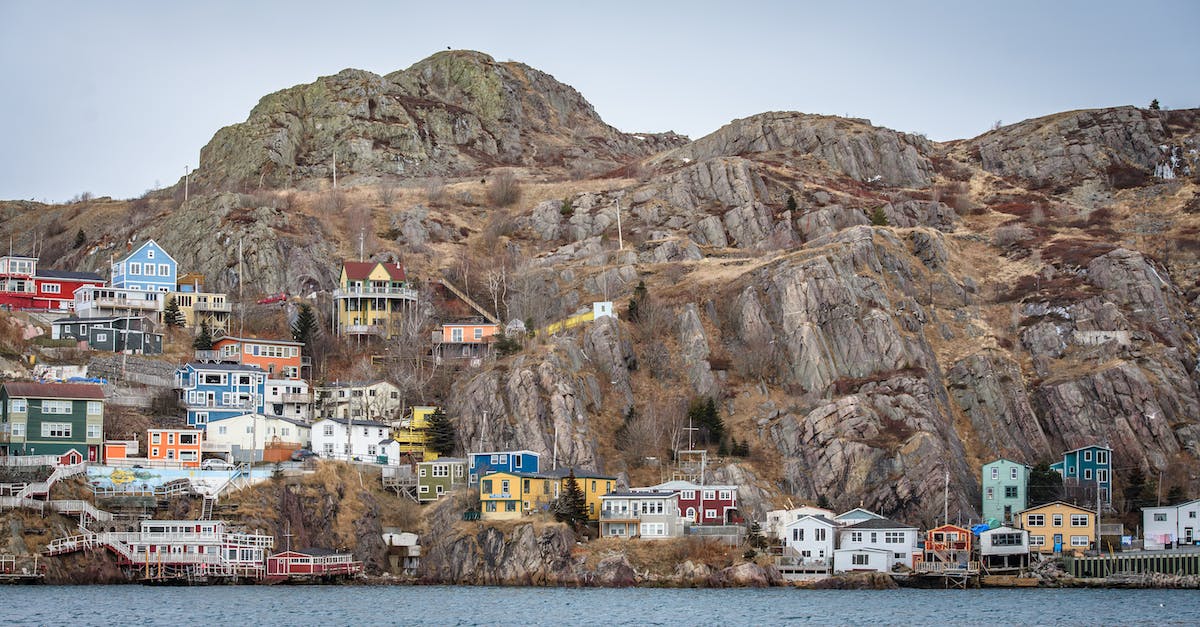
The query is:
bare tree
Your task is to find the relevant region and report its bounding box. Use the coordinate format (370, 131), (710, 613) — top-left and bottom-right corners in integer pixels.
(486, 170), (522, 207)
(424, 177), (446, 205)
(486, 266), (507, 321)
(377, 180), (398, 207)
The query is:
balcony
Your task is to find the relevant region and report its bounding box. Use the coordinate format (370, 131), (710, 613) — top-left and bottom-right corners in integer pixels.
(193, 301), (231, 313)
(186, 400), (255, 410)
(194, 350), (227, 362)
(87, 297), (160, 311)
(333, 286), (417, 300)
(280, 393), (311, 404)
(343, 324), (385, 336)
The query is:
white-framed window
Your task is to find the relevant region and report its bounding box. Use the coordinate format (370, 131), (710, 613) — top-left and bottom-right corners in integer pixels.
(151, 448), (159, 457)
(367, 445), (377, 456)
(1029, 535), (1045, 546)
(1083, 450), (1092, 462)
(1071, 514), (1089, 527)
(433, 465), (449, 477)
(42, 422), (71, 438)
(1070, 535), (1089, 547)
(195, 413), (208, 425)
(146, 249), (155, 260)
(96, 333), (107, 342)
(129, 262), (141, 275)
(42, 283), (61, 294)
(159, 264), (169, 276)
(41, 400), (72, 414)
(167, 432), (175, 445)
(451, 328), (463, 342)
(851, 554), (870, 566)
(151, 433), (161, 444)
(884, 531), (905, 544)
(1097, 469), (1108, 483)
(1052, 514), (1063, 527)
(682, 490), (695, 500)
(9, 399), (27, 413)
(1010, 467), (1018, 480)
(719, 490), (732, 500)
(702, 490), (715, 500)
(986, 487), (994, 500)
(990, 467), (999, 480)
(87, 401), (102, 415)
(1027, 514), (1045, 527)
(419, 485), (429, 493)
(1097, 450), (1108, 465)
(850, 531), (863, 542)
(1083, 469), (1093, 481)
(474, 327), (483, 341)
(167, 449), (175, 460)
(217, 425), (227, 435)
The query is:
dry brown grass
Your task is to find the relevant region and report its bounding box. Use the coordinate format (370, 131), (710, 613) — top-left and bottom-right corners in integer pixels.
(582, 536), (741, 575)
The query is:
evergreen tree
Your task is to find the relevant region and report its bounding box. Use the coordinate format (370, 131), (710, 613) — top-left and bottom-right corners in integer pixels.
(163, 296), (184, 327)
(1150, 99), (1161, 110)
(291, 303), (318, 351)
(785, 193), (797, 213)
(555, 469), (588, 527)
(425, 407), (456, 456)
(192, 321), (214, 350)
(870, 206), (889, 226)
(717, 438), (729, 457)
(747, 521), (768, 549)
(703, 397), (725, 444)
(73, 229), (86, 249)
(1027, 462), (1063, 506)
(1123, 468), (1147, 513)
(817, 494), (831, 509)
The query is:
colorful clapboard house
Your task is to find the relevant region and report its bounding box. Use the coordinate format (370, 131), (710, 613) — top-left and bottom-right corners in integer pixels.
(468, 450), (541, 485)
(333, 261), (417, 339)
(636, 480), (741, 525)
(1017, 501), (1096, 554)
(544, 467), (616, 521)
(432, 320), (499, 364)
(266, 548), (363, 580)
(417, 457), (468, 502)
(0, 382), (104, 464)
(201, 336), (307, 380)
(479, 471), (554, 520)
(981, 459), (1031, 524)
(923, 523), (973, 565)
(393, 406), (439, 462)
(110, 239), (177, 292)
(175, 362), (267, 428)
(0, 254), (105, 312)
(146, 428), (202, 468)
(599, 490), (685, 539)
(1050, 444), (1112, 506)
(50, 315), (163, 354)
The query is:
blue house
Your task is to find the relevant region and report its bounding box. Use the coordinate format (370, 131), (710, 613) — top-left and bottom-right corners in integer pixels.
(1050, 444), (1112, 506)
(468, 450), (541, 485)
(111, 239), (177, 292)
(174, 362), (267, 427)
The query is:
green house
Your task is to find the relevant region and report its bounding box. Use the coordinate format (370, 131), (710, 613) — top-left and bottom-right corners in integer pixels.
(1, 382), (105, 464)
(982, 459), (1031, 524)
(417, 457), (467, 503)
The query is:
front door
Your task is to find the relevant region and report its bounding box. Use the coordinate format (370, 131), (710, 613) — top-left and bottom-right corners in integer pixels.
(1185, 528), (1194, 544)
(1053, 534), (1063, 553)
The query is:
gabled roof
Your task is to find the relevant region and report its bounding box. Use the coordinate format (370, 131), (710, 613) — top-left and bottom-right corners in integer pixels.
(2, 382), (105, 400)
(983, 458), (1032, 469)
(313, 416), (390, 428)
(543, 467), (615, 480)
(1017, 500), (1095, 515)
(785, 514), (838, 528)
(215, 336), (304, 347)
(1062, 444), (1113, 455)
(342, 261), (405, 282)
(37, 269), (104, 281)
(845, 517), (917, 530)
(604, 490), (680, 499)
(121, 239), (178, 266)
(833, 507), (884, 521)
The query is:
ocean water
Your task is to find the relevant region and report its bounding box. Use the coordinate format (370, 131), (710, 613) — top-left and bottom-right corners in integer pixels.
(1, 585), (1196, 626)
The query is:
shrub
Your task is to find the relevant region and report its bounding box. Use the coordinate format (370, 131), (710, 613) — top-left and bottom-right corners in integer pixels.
(993, 224), (1032, 248)
(560, 197), (574, 217)
(1105, 162), (1150, 189)
(870, 206), (889, 226)
(486, 171), (522, 207)
(424, 177), (445, 205)
(378, 181), (398, 207)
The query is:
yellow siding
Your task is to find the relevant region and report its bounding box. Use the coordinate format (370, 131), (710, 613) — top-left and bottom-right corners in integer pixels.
(367, 265), (392, 282)
(1017, 502), (1095, 554)
(560, 476), (615, 521)
(480, 472), (553, 521)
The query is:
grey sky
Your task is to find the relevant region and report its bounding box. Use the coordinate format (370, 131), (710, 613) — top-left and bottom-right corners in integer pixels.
(2, 0), (1196, 202)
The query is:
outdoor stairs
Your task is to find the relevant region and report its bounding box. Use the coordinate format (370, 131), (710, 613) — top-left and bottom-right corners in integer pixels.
(200, 496), (215, 520)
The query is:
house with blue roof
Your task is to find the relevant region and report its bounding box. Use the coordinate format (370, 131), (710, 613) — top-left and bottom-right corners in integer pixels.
(111, 239), (177, 292)
(174, 362), (267, 427)
(1050, 444), (1112, 506)
(468, 450), (541, 485)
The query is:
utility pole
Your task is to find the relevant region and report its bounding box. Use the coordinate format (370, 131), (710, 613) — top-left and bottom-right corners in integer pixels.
(332, 149), (337, 189)
(943, 468), (950, 525)
(553, 425), (559, 471)
(238, 238), (244, 336)
(614, 192), (624, 251)
(184, 165), (189, 202)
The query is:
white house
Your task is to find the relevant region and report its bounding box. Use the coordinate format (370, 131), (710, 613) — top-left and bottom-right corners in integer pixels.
(313, 380), (403, 424)
(978, 526), (1030, 571)
(782, 515), (838, 570)
(836, 517), (918, 572)
(1143, 499), (1200, 549)
(833, 547), (892, 573)
(599, 490), (684, 539)
(767, 506), (836, 539)
(310, 417), (392, 462)
(263, 378), (312, 421)
(832, 507), (885, 524)
(204, 413), (310, 463)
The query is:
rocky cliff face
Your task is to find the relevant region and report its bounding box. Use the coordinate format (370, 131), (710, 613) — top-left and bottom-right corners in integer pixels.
(193, 50), (686, 192)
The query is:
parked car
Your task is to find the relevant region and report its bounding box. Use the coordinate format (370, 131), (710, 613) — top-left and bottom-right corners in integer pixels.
(291, 449), (318, 461)
(202, 458), (234, 470)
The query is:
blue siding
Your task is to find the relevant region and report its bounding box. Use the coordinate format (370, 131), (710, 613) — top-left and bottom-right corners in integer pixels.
(468, 451), (541, 483)
(112, 240), (177, 292)
(175, 363), (266, 428)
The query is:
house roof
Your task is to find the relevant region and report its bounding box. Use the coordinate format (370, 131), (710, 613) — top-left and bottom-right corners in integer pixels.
(1062, 444), (1113, 455)
(2, 382), (105, 400)
(122, 238), (178, 266)
(646, 480), (738, 491)
(983, 458), (1032, 469)
(342, 261), (405, 282)
(1017, 500), (1096, 515)
(480, 470), (547, 480)
(980, 526), (1026, 535)
(419, 457), (467, 465)
(1141, 499), (1200, 512)
(215, 336), (304, 347)
(37, 269), (104, 281)
(315, 416), (390, 428)
(182, 362), (268, 373)
(314, 380), (395, 390)
(604, 490), (679, 499)
(472, 450), (540, 458)
(845, 517), (917, 530)
(833, 507), (884, 521)
(786, 514), (838, 528)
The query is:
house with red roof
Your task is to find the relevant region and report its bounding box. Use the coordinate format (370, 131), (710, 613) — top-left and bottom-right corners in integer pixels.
(0, 382), (105, 464)
(332, 261), (417, 339)
(0, 254), (105, 312)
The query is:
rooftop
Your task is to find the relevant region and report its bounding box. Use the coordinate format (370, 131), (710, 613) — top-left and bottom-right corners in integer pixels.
(342, 261), (406, 282)
(37, 269), (104, 281)
(2, 382), (105, 400)
(846, 517), (917, 530)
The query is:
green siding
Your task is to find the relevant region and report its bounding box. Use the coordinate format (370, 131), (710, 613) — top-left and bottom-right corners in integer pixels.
(1, 389), (102, 459)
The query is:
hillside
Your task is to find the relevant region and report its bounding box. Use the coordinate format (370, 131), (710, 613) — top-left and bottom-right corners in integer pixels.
(2, 50), (1199, 527)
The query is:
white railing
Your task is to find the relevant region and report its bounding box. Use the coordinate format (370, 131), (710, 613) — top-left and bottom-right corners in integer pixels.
(342, 324), (385, 335)
(90, 297), (160, 310)
(0, 455), (58, 467)
(47, 499), (114, 523)
(333, 286), (417, 299)
(193, 301), (231, 312)
(916, 560), (981, 574)
(280, 393), (311, 404)
(185, 400), (255, 410)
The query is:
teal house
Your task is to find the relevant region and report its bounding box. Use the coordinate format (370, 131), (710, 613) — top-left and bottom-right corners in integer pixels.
(981, 459), (1030, 523)
(1050, 444), (1112, 506)
(0, 382), (105, 464)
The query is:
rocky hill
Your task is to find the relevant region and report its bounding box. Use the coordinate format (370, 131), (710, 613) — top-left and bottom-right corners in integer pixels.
(3, 50), (1199, 528)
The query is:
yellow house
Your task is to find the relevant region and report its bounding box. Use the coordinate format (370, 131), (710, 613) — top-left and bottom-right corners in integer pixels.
(333, 261), (417, 339)
(548, 468), (616, 521)
(480, 471), (554, 520)
(393, 405), (439, 461)
(1016, 501), (1095, 554)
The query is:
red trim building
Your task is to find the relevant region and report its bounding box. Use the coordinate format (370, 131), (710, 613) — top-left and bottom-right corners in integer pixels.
(266, 548), (363, 579)
(0, 255), (105, 312)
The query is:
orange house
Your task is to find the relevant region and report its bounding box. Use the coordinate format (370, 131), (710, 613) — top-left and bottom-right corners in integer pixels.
(209, 336), (305, 380)
(433, 321), (499, 362)
(147, 428), (202, 468)
(923, 524), (973, 564)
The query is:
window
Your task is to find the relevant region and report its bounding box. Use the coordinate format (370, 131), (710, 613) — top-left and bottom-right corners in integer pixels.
(795, 528), (804, 542)
(985, 487), (994, 500)
(323, 425), (334, 436)
(990, 468), (998, 480)
(159, 264), (169, 276)
(96, 333), (107, 342)
(1030, 535), (1045, 547)
(151, 448), (159, 457)
(1027, 514), (1045, 527)
(167, 449), (175, 460)
(704, 509), (716, 520)
(1071, 514), (1089, 527)
(151, 432), (162, 445)
(41, 400), (72, 414)
(451, 328), (463, 342)
(41, 422), (72, 438)
(1097, 470), (1108, 483)
(42, 283), (60, 294)
(1010, 467), (1018, 480)
(482, 479), (492, 493)
(146, 249), (155, 259)
(1190, 511), (1197, 519)
(9, 399), (26, 413)
(816, 528), (826, 541)
(1083, 450), (1092, 462)
(681, 490), (695, 500)
(992, 532), (1023, 547)
(474, 327), (483, 341)
(702, 490), (716, 500)
(1005, 486), (1018, 499)
(851, 554), (870, 566)
(167, 433), (175, 444)
(884, 532), (905, 544)
(87, 401), (102, 415)
(217, 426), (227, 435)
(1052, 514), (1063, 527)
(505, 501), (516, 512)
(144, 264), (156, 276)
(10, 423), (24, 437)
(367, 445), (377, 456)
(1083, 469), (1093, 481)
(1152, 513), (1167, 522)
(719, 490), (732, 500)
(1097, 451), (1108, 465)
(1070, 536), (1089, 547)
(129, 262), (141, 275)
(850, 532), (863, 542)
(500, 480), (510, 494)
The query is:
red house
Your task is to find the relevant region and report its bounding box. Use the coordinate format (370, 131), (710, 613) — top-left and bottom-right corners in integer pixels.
(266, 548), (363, 579)
(0, 255), (105, 312)
(638, 480), (742, 525)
